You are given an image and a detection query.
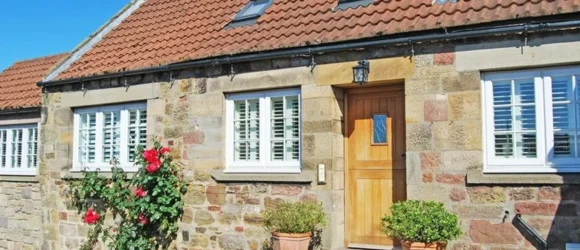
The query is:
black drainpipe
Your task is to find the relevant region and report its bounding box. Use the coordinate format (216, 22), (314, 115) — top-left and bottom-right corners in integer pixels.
(38, 19), (580, 87)
(513, 214), (548, 250)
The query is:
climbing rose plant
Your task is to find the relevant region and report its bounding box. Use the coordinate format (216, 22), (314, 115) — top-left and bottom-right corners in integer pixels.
(65, 141), (187, 250)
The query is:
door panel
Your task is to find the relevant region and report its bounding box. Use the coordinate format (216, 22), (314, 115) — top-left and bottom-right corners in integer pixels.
(346, 85), (406, 247)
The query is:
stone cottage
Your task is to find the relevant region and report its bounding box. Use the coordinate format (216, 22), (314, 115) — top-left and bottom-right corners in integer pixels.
(0, 53), (68, 249)
(30, 0), (580, 249)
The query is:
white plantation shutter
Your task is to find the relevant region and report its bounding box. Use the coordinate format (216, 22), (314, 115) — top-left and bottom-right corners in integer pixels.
(74, 103), (147, 171)
(103, 110), (121, 163)
(227, 89), (301, 173)
(551, 76), (576, 158)
(492, 79), (537, 159)
(270, 96), (300, 161)
(11, 129), (23, 168)
(0, 130), (6, 168)
(0, 124), (38, 175)
(26, 128), (37, 168)
(484, 67), (580, 173)
(234, 99), (260, 161)
(79, 113), (97, 164)
(127, 108), (147, 162)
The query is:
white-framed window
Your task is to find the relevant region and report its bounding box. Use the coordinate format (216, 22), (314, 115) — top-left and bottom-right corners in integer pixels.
(0, 124), (38, 175)
(226, 88), (301, 173)
(73, 103), (147, 171)
(482, 66), (580, 173)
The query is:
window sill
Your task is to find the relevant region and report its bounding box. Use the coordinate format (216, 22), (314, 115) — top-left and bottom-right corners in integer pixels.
(467, 168), (580, 185)
(210, 170), (314, 183)
(0, 175), (39, 182)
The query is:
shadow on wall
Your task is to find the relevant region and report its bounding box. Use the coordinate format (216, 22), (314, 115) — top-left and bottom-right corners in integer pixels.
(512, 148), (580, 250)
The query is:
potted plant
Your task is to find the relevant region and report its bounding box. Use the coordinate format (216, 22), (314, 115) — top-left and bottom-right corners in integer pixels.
(263, 201), (327, 250)
(381, 200), (461, 250)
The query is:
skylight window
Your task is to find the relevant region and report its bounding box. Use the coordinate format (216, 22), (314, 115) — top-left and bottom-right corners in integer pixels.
(227, 0), (273, 28)
(335, 0), (373, 11)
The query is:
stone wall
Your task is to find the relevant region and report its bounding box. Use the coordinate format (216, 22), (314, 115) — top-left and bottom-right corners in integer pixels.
(0, 182), (43, 250)
(39, 64), (344, 249)
(405, 39), (580, 249)
(37, 30), (580, 250)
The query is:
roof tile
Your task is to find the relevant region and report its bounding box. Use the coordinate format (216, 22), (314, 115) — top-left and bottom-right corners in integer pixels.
(55, 0), (580, 80)
(0, 54), (68, 110)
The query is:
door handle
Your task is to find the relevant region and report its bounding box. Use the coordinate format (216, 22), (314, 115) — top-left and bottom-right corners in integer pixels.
(401, 153), (406, 157)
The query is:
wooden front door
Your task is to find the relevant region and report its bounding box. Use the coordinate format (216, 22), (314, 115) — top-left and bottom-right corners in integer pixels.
(345, 85), (406, 248)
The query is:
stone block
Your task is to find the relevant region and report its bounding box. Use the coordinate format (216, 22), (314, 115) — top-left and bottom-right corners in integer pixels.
(194, 210), (215, 226)
(538, 186), (561, 201)
(422, 173), (433, 183)
(433, 121), (482, 150)
(436, 173), (465, 185)
(407, 184), (448, 202)
(301, 84), (338, 99)
(190, 94), (224, 117)
(163, 126), (183, 139)
(184, 184), (206, 205)
(405, 94), (430, 123)
(302, 120), (341, 134)
(434, 52), (455, 65)
(420, 151), (441, 170)
(271, 185), (303, 196)
(414, 65), (456, 79)
(191, 234), (210, 248)
(508, 187), (535, 201)
(406, 152), (422, 185)
(469, 220), (523, 244)
(206, 184), (226, 205)
(183, 130), (205, 145)
(54, 108), (72, 126)
(218, 234), (246, 250)
(406, 123), (433, 151)
(405, 78), (441, 95)
(424, 98), (448, 122)
(449, 92), (481, 121)
(413, 54), (433, 67)
(442, 71), (481, 92)
(243, 214), (263, 225)
(449, 188), (467, 202)
(302, 97), (341, 121)
(515, 202), (576, 216)
(468, 187), (505, 204)
(441, 151), (482, 171)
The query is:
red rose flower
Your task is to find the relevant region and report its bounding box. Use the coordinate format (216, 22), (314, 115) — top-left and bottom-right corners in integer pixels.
(142, 149), (159, 163)
(160, 147), (171, 155)
(84, 208), (100, 225)
(146, 160), (161, 173)
(138, 214), (148, 225)
(135, 187), (147, 197)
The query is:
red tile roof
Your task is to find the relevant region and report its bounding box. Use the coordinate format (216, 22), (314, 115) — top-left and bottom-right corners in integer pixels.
(0, 54), (68, 110)
(55, 0), (580, 80)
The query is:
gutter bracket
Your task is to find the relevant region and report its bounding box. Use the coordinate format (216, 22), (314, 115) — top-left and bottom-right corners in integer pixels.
(309, 48), (316, 73)
(123, 74), (130, 90)
(227, 58), (236, 80)
(81, 81), (87, 93)
(408, 39), (415, 58)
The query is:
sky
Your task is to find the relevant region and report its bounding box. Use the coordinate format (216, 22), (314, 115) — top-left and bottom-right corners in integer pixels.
(0, 1), (129, 71)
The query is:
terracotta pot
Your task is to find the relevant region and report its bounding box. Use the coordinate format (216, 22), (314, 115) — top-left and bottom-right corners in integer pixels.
(401, 241), (446, 250)
(271, 232), (312, 250)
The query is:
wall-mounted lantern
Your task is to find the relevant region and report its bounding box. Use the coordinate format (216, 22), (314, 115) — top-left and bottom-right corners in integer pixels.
(352, 60), (370, 85)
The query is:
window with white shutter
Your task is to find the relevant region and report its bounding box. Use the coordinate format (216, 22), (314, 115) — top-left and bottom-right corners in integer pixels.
(226, 89), (301, 173)
(483, 67), (580, 173)
(0, 124), (38, 175)
(73, 103), (147, 171)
